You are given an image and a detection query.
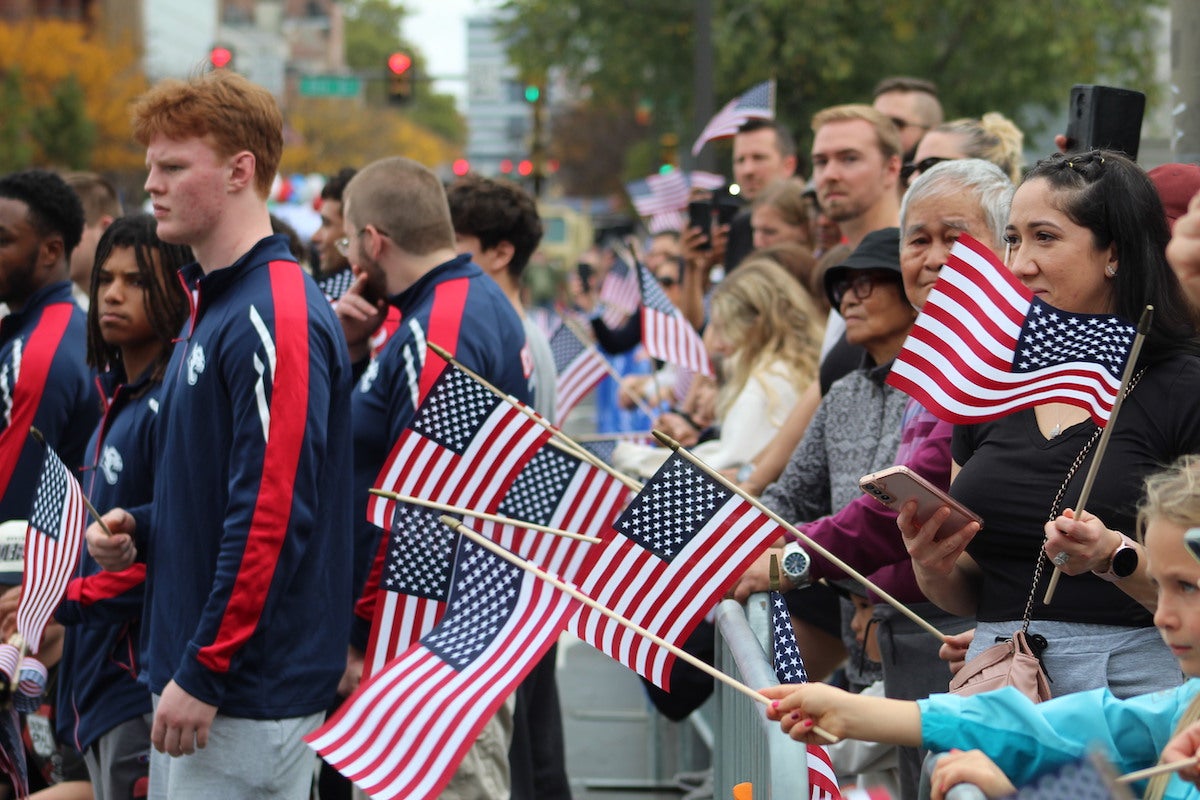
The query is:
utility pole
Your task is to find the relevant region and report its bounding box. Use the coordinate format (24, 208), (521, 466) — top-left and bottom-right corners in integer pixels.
(689, 0), (715, 172)
(1170, 1), (1200, 162)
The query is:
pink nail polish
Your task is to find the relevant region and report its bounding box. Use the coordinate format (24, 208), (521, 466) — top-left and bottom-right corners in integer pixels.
(771, 699), (780, 710)
(802, 718), (815, 728)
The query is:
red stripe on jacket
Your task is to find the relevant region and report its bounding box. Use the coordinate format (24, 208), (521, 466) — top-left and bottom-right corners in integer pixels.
(198, 262), (310, 673)
(0, 304), (75, 499)
(353, 277), (470, 627)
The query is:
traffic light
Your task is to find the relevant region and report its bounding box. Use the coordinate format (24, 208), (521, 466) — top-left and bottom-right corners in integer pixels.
(451, 158), (471, 177)
(209, 45), (234, 70)
(386, 52), (413, 106)
(659, 132), (679, 173)
(523, 85), (541, 104)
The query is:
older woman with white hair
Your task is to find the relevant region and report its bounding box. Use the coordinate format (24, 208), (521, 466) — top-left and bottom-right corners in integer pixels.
(732, 158), (1015, 800)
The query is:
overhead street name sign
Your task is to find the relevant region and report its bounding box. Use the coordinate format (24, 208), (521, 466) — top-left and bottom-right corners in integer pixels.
(299, 75), (362, 98)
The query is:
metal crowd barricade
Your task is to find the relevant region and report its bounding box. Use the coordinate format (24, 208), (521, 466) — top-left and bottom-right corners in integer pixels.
(712, 594), (812, 799)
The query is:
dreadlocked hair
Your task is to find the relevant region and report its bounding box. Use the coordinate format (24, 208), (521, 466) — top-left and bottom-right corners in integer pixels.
(86, 214), (192, 389)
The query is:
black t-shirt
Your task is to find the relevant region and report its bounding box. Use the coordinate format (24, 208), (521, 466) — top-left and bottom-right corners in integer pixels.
(951, 354), (1200, 626)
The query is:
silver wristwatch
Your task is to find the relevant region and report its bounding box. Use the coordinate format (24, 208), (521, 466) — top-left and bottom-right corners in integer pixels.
(781, 542), (812, 589)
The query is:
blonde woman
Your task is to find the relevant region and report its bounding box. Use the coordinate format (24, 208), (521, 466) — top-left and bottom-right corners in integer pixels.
(902, 112), (1025, 185)
(613, 257), (822, 477)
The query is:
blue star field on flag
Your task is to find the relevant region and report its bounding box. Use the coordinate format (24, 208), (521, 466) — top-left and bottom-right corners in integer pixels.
(614, 455), (726, 561)
(495, 445), (579, 526)
(770, 590), (809, 684)
(383, 503), (458, 601)
(1014, 299), (1135, 374)
(408, 367), (499, 454)
(423, 538), (523, 670)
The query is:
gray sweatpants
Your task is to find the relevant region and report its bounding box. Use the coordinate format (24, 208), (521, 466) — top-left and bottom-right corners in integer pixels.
(147, 697), (322, 800)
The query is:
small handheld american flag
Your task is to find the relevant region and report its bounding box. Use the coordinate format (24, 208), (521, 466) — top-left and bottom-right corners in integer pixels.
(18, 434), (86, 655)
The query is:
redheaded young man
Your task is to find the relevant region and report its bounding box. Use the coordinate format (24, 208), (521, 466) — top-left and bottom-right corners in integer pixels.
(86, 70), (353, 800)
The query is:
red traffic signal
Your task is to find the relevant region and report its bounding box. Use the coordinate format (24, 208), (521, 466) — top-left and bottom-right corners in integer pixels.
(452, 158), (471, 177)
(388, 53), (413, 75)
(209, 46), (233, 70)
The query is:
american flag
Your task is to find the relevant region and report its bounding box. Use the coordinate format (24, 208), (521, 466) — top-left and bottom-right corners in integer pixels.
(364, 445), (625, 678)
(638, 262), (713, 376)
(526, 306), (561, 341)
(598, 251), (641, 328)
(690, 171), (729, 191)
(570, 452), (780, 688)
(309, 535), (583, 800)
(1007, 752), (1128, 800)
(648, 210), (688, 235)
(626, 170), (691, 218)
(770, 591), (842, 800)
(887, 235), (1136, 426)
(317, 266), (356, 302)
(18, 442), (86, 655)
(691, 80), (775, 156)
(549, 324), (608, 422)
(366, 365), (551, 533)
(476, 443), (627, 579)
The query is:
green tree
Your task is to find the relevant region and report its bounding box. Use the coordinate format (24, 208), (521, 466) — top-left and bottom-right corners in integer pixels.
(342, 0), (466, 144)
(30, 74), (96, 169)
(501, 0), (1164, 178)
(0, 70), (32, 173)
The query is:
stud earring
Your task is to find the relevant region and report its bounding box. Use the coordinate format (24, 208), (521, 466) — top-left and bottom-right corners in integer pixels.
(1105, 263), (1117, 278)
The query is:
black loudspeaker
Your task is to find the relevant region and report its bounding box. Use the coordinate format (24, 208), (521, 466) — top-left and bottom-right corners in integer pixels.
(1063, 84), (1146, 161)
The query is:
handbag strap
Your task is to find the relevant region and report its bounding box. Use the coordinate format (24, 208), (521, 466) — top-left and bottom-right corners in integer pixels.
(1020, 368), (1146, 631)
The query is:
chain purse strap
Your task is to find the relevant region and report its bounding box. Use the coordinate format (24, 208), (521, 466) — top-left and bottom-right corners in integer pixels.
(1019, 368), (1147, 631)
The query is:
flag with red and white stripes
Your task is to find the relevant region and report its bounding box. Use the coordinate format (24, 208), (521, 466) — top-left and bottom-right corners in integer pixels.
(366, 365), (551, 534)
(886, 235), (1135, 426)
(364, 441), (625, 678)
(18, 442), (85, 654)
(638, 262), (712, 376)
(309, 535), (583, 800)
(691, 80), (775, 156)
(770, 591), (842, 800)
(570, 452), (779, 688)
(549, 325), (609, 423)
(599, 252), (641, 328)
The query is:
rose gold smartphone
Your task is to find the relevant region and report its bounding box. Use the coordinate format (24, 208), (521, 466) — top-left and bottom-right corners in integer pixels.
(859, 465), (982, 539)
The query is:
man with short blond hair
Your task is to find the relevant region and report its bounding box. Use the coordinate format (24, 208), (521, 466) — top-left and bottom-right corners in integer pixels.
(810, 104), (902, 250)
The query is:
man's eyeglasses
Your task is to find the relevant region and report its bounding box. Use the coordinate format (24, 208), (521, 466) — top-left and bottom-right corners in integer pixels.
(830, 270), (893, 308)
(335, 226), (392, 258)
(901, 156), (951, 186)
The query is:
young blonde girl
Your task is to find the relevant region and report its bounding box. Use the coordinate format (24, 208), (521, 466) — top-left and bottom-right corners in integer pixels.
(762, 455), (1200, 800)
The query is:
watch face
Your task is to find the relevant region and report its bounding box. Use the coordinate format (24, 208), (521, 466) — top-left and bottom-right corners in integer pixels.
(1112, 545), (1138, 578)
(783, 550), (809, 578)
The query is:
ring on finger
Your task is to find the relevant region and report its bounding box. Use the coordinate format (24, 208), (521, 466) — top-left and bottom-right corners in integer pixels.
(1051, 551), (1071, 567)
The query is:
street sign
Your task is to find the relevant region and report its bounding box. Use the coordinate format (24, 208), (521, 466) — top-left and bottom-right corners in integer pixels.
(299, 75), (362, 98)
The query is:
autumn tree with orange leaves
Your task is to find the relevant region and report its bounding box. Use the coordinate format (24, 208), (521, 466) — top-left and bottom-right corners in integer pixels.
(0, 20), (147, 173)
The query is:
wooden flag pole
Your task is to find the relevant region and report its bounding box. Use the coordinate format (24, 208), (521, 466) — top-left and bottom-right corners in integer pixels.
(368, 491), (601, 543)
(1043, 305), (1152, 605)
(441, 515), (838, 744)
(1115, 756), (1200, 784)
(426, 342), (643, 492)
(560, 317), (657, 419)
(655, 431), (949, 643)
(29, 427), (112, 537)
(573, 432), (655, 443)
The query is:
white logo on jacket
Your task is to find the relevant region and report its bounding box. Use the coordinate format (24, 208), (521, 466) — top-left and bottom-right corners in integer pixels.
(187, 344), (206, 385)
(100, 445), (124, 485)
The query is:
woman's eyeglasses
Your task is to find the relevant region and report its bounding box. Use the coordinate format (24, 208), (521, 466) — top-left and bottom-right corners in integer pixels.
(831, 271), (892, 307)
(901, 156), (952, 185)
